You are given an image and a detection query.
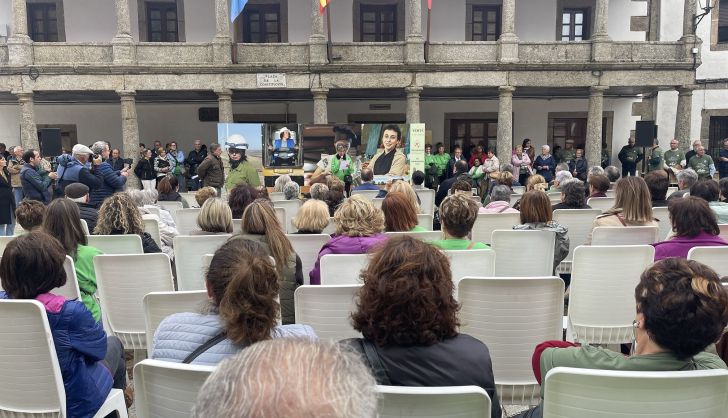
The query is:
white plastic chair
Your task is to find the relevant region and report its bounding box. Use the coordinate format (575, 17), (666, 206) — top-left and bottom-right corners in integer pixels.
(269, 191), (285, 201)
(134, 359), (215, 418)
(386, 230), (443, 241)
(87, 234), (144, 254)
(471, 213), (521, 245)
(80, 219), (90, 235)
(173, 235), (231, 291)
(0, 299), (129, 418)
(372, 197), (384, 209)
(175, 208), (201, 235)
(232, 218), (242, 234)
(591, 226), (659, 246)
(415, 189), (436, 215)
(512, 186), (525, 195)
(377, 385), (491, 418)
(143, 291), (208, 357)
(179, 192), (198, 208)
(567, 245), (655, 344)
(286, 234), (331, 285)
(319, 254), (369, 285)
(0, 235), (14, 254)
(688, 246), (728, 278)
(201, 253), (214, 271)
(719, 224), (728, 242)
(651, 206), (671, 240)
(158, 201), (184, 213)
(94, 253), (175, 358)
(351, 189), (381, 200)
(491, 230), (555, 277)
(552, 209), (601, 273)
(542, 367), (728, 418)
(604, 189), (616, 198)
(445, 250), (496, 291)
(142, 217), (162, 247)
(586, 197), (616, 213)
(273, 199), (301, 233)
(294, 285), (361, 340)
(143, 206), (161, 217)
(57, 255), (82, 301)
(322, 217), (336, 235)
(666, 186), (678, 198)
(416, 213), (434, 230)
(458, 277), (564, 406)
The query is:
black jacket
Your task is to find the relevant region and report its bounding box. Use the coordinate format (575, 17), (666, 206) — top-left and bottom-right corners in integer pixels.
(134, 159), (155, 180)
(187, 146), (208, 175)
(435, 173), (473, 207)
(0, 170), (15, 224)
(76, 202), (98, 234)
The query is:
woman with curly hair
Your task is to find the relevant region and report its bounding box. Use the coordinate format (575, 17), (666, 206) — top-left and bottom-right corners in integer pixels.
(309, 195), (387, 285)
(94, 192), (162, 253)
(344, 236), (500, 418)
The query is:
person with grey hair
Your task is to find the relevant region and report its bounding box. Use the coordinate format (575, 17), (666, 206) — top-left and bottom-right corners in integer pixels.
(480, 184), (519, 214)
(587, 165), (604, 180)
(309, 182), (329, 200)
(282, 181), (300, 200)
(668, 168), (699, 200)
(534, 145), (556, 183)
(605, 165), (620, 183)
(88, 141), (128, 207)
(55, 144), (101, 196)
(192, 339), (377, 418)
(352, 167), (380, 192)
(126, 188), (178, 257)
(552, 179), (591, 210)
(549, 170), (573, 192)
(273, 174), (292, 193)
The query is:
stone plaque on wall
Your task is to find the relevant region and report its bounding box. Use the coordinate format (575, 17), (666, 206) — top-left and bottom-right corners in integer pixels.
(256, 73), (287, 88)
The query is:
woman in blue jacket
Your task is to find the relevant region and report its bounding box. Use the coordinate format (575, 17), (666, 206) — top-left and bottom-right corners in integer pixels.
(0, 232), (129, 418)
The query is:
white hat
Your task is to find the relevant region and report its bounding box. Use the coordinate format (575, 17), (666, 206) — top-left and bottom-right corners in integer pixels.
(72, 144), (93, 155)
(225, 134), (248, 151)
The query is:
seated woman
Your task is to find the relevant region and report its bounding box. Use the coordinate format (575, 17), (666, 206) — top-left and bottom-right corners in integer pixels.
(513, 190), (569, 274)
(292, 199), (330, 234)
(586, 176), (659, 245)
(157, 175), (189, 208)
(42, 199), (103, 322)
(652, 196), (728, 260)
(691, 179), (728, 224)
(126, 189), (178, 257)
(273, 174), (291, 193)
(153, 237), (316, 365)
(14, 199), (45, 232)
(0, 232), (130, 417)
(191, 197), (233, 235)
(228, 183), (258, 219)
(480, 184), (519, 214)
(283, 181), (301, 201)
(388, 180), (421, 212)
(324, 178), (346, 216)
(382, 191), (426, 232)
(240, 199), (303, 325)
(310, 195), (388, 285)
(194, 186), (217, 208)
(343, 236), (501, 418)
(517, 258), (728, 418)
(94, 193), (162, 254)
(367, 124), (407, 177)
(587, 174), (610, 198)
(552, 179), (591, 210)
(431, 193), (488, 250)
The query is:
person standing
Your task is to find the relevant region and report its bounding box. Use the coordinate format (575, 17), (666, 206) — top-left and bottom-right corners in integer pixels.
(0, 155), (16, 235)
(187, 140), (207, 191)
(445, 146), (466, 179)
(559, 139), (576, 165)
(197, 143), (225, 196)
(522, 138), (536, 166)
(54, 144), (102, 195)
(20, 149), (57, 204)
(646, 138), (664, 173)
(512, 145), (532, 185)
(618, 137), (644, 177)
(431, 142), (451, 183)
(153, 147), (171, 187)
(108, 148), (125, 172)
(569, 148), (588, 181)
(719, 138), (728, 179)
(134, 149), (156, 190)
(534, 145), (556, 183)
(688, 145), (716, 180)
(600, 143), (611, 168)
(7, 145), (25, 204)
(88, 141), (128, 208)
(167, 141), (186, 192)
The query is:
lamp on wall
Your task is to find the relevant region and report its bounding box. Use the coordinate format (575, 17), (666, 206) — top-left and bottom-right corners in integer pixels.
(694, 0), (714, 32)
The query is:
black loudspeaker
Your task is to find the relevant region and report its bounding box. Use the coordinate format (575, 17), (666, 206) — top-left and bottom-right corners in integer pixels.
(635, 121), (657, 147)
(39, 128), (63, 156)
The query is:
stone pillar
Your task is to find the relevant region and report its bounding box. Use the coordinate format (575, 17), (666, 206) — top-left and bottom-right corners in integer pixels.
(312, 88), (329, 125)
(586, 86), (608, 168)
(681, 0), (697, 40)
(405, 0), (424, 64)
(405, 86), (423, 124)
(13, 91), (39, 151)
(309, 0), (328, 64)
(8, 0), (33, 65)
(216, 89), (234, 123)
(498, 0), (519, 63)
(118, 90), (141, 189)
(674, 85), (695, 152)
(113, 0), (136, 64)
(592, 0), (611, 61)
(496, 86), (515, 161)
(213, 0), (232, 64)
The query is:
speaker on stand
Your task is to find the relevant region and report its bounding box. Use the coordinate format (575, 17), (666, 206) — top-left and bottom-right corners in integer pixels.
(635, 121), (657, 175)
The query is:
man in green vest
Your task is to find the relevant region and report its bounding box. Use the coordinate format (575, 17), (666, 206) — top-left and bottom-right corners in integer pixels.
(618, 137), (644, 177)
(559, 139), (576, 165)
(688, 145), (716, 180)
(647, 139), (664, 173)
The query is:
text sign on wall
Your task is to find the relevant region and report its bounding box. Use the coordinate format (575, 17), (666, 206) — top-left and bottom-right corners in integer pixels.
(409, 123), (426, 175)
(256, 73), (287, 88)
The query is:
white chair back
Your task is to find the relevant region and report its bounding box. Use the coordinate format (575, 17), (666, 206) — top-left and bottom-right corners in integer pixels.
(179, 192), (198, 208)
(323, 217), (336, 234)
(294, 285), (361, 340)
(543, 367), (728, 418)
(269, 191), (285, 201)
(134, 359), (215, 418)
(319, 254), (368, 285)
(458, 277), (564, 405)
(604, 189), (616, 198)
(175, 208), (201, 235)
(415, 189), (436, 215)
(87, 234), (144, 254)
(0, 236), (15, 254)
(491, 230), (555, 277)
(143, 291), (208, 357)
(445, 250), (496, 291)
(144, 206), (161, 217)
(232, 218), (242, 234)
(286, 234), (331, 285)
(651, 206), (671, 240)
(158, 201), (183, 213)
(586, 197), (616, 213)
(385, 231), (443, 241)
(567, 245), (655, 344)
(471, 213), (521, 245)
(142, 217), (162, 247)
(372, 198), (384, 209)
(58, 256), (82, 301)
(351, 189), (380, 200)
(591, 226), (659, 246)
(273, 199), (301, 233)
(688, 246), (728, 278)
(416, 213), (434, 230)
(94, 253), (175, 350)
(201, 253), (214, 271)
(719, 224), (728, 242)
(174, 235), (232, 291)
(80, 219), (90, 235)
(377, 385), (491, 418)
(511, 186), (525, 195)
(666, 186), (678, 198)
(553, 209), (601, 271)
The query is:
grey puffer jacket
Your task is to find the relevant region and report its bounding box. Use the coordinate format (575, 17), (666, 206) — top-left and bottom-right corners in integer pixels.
(513, 221), (569, 274)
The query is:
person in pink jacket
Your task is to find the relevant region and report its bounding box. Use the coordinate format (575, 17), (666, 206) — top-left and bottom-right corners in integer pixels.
(512, 145), (532, 185)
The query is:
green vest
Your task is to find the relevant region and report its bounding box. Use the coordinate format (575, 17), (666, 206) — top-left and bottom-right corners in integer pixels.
(663, 149), (685, 168)
(689, 154), (714, 178)
(560, 149), (576, 164)
(647, 146), (664, 172)
(330, 154), (355, 181)
(428, 153), (450, 177)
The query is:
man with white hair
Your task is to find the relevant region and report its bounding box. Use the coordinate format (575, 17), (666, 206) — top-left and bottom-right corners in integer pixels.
(283, 181), (301, 200)
(309, 182), (329, 200)
(688, 145), (715, 180)
(192, 339), (378, 418)
(89, 141), (128, 208)
(668, 168), (699, 201)
(549, 170), (573, 192)
(55, 144), (102, 195)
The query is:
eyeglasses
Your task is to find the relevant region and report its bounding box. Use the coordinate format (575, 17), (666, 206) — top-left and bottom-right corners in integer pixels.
(335, 143), (348, 151)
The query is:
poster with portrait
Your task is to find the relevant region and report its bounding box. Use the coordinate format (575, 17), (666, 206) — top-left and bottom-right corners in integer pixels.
(264, 124), (302, 168)
(217, 123), (264, 172)
(360, 123), (425, 184)
(301, 124), (362, 186)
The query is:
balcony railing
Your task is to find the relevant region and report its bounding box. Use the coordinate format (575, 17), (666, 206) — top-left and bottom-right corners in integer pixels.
(518, 42), (592, 63)
(136, 43), (213, 65)
(329, 42), (406, 64)
(33, 42), (113, 65)
(427, 42), (498, 63)
(235, 43), (309, 65)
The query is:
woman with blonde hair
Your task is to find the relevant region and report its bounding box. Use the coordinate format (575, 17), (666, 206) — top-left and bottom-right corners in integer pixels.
(389, 180), (421, 213)
(240, 199), (302, 325)
(192, 197), (233, 235)
(526, 174), (548, 192)
(586, 176), (658, 244)
(292, 199), (330, 234)
(94, 192), (162, 253)
(309, 195), (388, 285)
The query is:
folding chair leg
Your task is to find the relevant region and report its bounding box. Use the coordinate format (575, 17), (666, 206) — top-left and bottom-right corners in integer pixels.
(133, 349), (147, 365)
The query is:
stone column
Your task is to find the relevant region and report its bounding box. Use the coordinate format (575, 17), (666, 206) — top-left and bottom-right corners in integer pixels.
(592, 0), (612, 61)
(586, 86), (608, 168)
(213, 0), (232, 64)
(113, 0), (136, 64)
(496, 86), (515, 161)
(674, 85), (695, 152)
(312, 88), (329, 125)
(13, 91), (39, 151)
(681, 0), (697, 40)
(498, 0), (519, 63)
(405, 0), (424, 64)
(309, 0), (328, 64)
(405, 86), (423, 124)
(216, 89), (234, 123)
(8, 0), (33, 65)
(118, 90), (141, 189)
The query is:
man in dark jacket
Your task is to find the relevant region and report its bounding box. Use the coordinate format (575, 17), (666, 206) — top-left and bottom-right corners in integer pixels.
(187, 140), (207, 191)
(617, 137), (643, 177)
(197, 143), (224, 196)
(435, 160), (472, 207)
(65, 182), (98, 233)
(20, 149), (57, 204)
(88, 141), (128, 207)
(55, 144), (102, 195)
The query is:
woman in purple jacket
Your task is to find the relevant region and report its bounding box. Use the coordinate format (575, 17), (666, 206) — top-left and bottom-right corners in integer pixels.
(653, 196), (728, 261)
(309, 195), (388, 285)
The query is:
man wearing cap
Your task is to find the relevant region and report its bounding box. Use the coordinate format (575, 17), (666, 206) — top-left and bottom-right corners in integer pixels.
(618, 137), (643, 177)
(65, 182), (98, 233)
(55, 144), (102, 196)
(309, 126), (357, 184)
(559, 140), (576, 165)
(89, 141), (128, 208)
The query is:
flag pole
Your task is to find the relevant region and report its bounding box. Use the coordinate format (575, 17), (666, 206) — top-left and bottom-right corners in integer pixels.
(326, 4), (333, 63)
